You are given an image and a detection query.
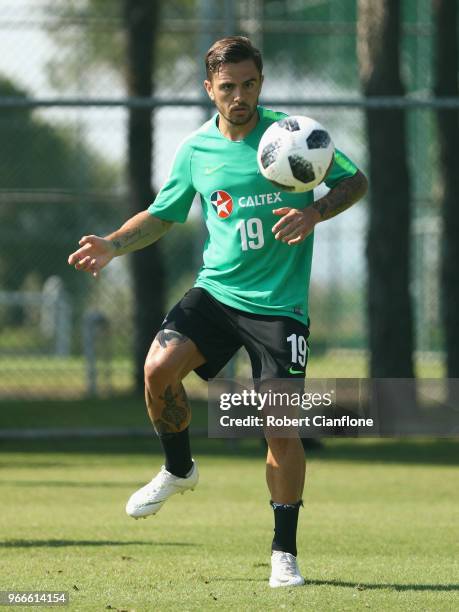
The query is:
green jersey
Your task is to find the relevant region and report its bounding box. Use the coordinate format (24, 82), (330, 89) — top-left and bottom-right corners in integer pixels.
(148, 106), (358, 324)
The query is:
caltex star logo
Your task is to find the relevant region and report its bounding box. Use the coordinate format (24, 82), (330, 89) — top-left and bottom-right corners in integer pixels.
(210, 190), (233, 219)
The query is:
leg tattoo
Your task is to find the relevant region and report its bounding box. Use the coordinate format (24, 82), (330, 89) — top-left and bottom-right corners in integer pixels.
(155, 329), (190, 349)
(154, 384), (190, 434)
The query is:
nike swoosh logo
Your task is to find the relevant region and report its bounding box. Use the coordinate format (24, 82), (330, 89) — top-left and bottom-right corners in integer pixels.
(138, 499), (167, 508)
(204, 163), (226, 175)
(289, 367), (304, 375)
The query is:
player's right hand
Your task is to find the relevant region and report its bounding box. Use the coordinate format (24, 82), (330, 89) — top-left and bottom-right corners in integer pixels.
(68, 235), (116, 278)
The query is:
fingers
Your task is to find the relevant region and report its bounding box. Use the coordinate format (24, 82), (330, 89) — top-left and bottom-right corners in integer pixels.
(78, 235), (96, 246)
(272, 207), (291, 216)
(81, 259), (101, 276)
(68, 242), (91, 265)
(74, 255), (93, 272)
(281, 228), (302, 243)
(272, 214), (294, 234)
(271, 208), (293, 231)
(272, 208), (306, 232)
(68, 250), (101, 276)
(287, 235), (306, 245)
(273, 216), (308, 243)
(77, 256), (91, 268)
(91, 261), (100, 278)
(272, 208), (315, 244)
(68, 235), (104, 269)
(272, 210), (300, 239)
(276, 227), (303, 243)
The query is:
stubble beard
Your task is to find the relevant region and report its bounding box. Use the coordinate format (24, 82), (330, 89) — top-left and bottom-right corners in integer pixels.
(218, 102), (258, 126)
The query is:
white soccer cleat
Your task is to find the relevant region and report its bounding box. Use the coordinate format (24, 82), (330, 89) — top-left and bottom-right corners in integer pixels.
(126, 461), (199, 519)
(269, 551), (305, 588)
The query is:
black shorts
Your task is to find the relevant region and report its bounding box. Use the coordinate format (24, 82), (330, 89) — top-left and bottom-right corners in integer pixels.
(160, 288), (310, 381)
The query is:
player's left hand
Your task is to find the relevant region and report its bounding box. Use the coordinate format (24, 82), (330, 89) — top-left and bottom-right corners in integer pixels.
(272, 207), (321, 245)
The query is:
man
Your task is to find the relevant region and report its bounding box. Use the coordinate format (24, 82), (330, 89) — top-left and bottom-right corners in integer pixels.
(68, 36), (367, 588)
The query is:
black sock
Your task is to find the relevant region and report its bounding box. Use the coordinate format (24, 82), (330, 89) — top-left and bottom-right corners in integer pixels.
(158, 427), (193, 478)
(271, 500), (303, 557)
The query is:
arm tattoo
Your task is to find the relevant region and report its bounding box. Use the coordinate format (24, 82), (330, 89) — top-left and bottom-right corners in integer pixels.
(312, 170), (368, 221)
(111, 229), (142, 251)
(154, 385), (190, 434)
(110, 219), (172, 253)
(155, 329), (190, 348)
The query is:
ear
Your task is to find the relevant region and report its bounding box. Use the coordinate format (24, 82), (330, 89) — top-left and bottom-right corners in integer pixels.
(204, 79), (214, 101)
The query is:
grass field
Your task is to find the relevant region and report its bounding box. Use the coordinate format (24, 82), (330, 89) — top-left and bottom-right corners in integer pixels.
(0, 349), (445, 400)
(0, 432), (458, 611)
(0, 350), (444, 400)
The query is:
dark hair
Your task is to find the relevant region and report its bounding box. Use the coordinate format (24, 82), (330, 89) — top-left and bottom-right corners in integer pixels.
(205, 36), (263, 79)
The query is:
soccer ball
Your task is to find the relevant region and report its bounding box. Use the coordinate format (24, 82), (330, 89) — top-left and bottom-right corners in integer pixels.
(257, 116), (334, 193)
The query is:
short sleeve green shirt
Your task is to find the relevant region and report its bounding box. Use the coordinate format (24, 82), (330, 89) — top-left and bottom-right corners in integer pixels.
(148, 106), (359, 323)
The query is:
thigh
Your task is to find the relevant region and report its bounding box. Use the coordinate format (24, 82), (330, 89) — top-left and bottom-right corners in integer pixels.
(146, 328), (207, 382)
(239, 314), (310, 381)
(158, 288), (242, 380)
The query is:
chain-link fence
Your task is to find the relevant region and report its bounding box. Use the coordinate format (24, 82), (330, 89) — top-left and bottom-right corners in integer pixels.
(0, 0), (446, 398)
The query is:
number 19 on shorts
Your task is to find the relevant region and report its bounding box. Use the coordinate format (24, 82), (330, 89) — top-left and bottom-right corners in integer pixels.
(287, 333), (308, 367)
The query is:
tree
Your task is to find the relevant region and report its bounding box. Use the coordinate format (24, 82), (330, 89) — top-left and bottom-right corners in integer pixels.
(357, 0), (414, 378)
(0, 77), (119, 297)
(123, 0), (164, 391)
(46, 0), (196, 92)
(433, 0), (459, 384)
(47, 0), (165, 390)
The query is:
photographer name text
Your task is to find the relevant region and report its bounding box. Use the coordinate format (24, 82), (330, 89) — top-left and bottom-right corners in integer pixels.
(219, 415), (374, 428)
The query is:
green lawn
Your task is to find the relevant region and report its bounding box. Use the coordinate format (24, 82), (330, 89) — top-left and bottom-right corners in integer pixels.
(0, 436), (458, 611)
(0, 350), (445, 400)
(0, 395), (209, 432)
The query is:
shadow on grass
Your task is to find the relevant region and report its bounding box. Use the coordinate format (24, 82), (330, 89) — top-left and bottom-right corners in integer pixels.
(211, 577), (459, 592)
(305, 578), (459, 593)
(0, 436), (458, 466)
(0, 396), (208, 430)
(0, 461), (71, 469)
(1, 396), (458, 465)
(0, 539), (197, 548)
(314, 438), (459, 466)
(0, 437), (264, 458)
(0, 480), (142, 488)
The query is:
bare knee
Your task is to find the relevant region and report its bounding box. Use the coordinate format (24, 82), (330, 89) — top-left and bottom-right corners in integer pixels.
(144, 354), (181, 396)
(266, 437), (302, 461)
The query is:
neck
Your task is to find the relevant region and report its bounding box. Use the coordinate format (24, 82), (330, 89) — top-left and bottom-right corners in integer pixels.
(218, 110), (259, 141)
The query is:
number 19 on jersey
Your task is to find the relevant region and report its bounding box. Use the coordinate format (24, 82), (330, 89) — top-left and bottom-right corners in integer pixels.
(237, 218), (264, 251)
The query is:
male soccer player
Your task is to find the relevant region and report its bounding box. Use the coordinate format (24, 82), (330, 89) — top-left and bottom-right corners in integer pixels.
(68, 36), (367, 588)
